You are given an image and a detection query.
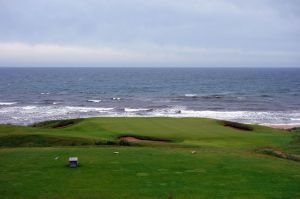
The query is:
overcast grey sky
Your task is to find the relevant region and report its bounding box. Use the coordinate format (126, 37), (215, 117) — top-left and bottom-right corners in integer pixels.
(0, 0), (299, 67)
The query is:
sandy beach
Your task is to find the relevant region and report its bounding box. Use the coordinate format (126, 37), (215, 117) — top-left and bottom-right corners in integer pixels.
(265, 124), (300, 130)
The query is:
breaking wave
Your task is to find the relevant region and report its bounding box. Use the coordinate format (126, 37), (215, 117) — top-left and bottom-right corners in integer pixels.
(124, 108), (152, 112)
(0, 102), (17, 106)
(184, 94), (197, 97)
(0, 104), (300, 125)
(87, 99), (102, 103)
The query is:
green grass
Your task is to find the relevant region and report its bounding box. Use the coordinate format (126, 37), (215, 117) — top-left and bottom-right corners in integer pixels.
(0, 117), (299, 198)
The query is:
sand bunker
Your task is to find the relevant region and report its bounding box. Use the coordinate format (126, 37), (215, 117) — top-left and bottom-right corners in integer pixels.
(119, 135), (171, 143)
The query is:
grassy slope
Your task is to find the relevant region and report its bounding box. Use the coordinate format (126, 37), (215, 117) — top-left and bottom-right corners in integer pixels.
(0, 117), (299, 198)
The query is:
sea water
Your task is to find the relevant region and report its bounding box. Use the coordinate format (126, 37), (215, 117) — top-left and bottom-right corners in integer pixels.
(0, 67), (299, 125)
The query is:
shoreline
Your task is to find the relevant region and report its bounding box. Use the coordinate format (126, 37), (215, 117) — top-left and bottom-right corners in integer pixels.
(264, 124), (300, 130)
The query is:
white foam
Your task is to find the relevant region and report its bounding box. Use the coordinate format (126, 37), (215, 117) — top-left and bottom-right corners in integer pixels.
(0, 104), (300, 125)
(22, 106), (37, 110)
(0, 102), (17, 105)
(87, 99), (102, 103)
(112, 97), (121, 100)
(65, 106), (114, 112)
(150, 108), (300, 125)
(0, 105), (117, 124)
(124, 108), (150, 112)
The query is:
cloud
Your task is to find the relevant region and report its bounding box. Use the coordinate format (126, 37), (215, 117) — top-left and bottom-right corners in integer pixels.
(0, 0), (299, 67)
(0, 42), (299, 67)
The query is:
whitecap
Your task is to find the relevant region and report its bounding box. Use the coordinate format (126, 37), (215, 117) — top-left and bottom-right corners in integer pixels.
(65, 106), (114, 112)
(184, 94), (197, 97)
(124, 108), (151, 112)
(22, 106), (37, 110)
(0, 102), (17, 105)
(87, 99), (102, 103)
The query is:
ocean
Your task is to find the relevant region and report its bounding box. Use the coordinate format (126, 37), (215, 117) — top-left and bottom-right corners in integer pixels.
(0, 67), (300, 125)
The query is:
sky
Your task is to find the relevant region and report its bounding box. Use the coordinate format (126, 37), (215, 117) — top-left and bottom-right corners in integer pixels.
(0, 0), (299, 67)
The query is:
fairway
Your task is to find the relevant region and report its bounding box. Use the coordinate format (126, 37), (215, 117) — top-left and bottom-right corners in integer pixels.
(0, 117), (300, 198)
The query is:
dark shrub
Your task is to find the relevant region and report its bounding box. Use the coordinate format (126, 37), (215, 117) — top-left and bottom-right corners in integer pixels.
(222, 121), (253, 131)
(95, 140), (105, 145)
(119, 140), (130, 146)
(288, 127), (300, 133)
(31, 119), (82, 128)
(106, 140), (117, 145)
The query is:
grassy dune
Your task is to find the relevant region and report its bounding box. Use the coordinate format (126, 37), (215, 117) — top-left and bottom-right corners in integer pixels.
(0, 117), (299, 198)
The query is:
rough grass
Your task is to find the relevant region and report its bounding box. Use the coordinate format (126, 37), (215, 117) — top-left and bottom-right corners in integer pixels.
(117, 134), (175, 142)
(31, 119), (82, 128)
(0, 134), (94, 147)
(257, 147), (300, 162)
(0, 134), (138, 148)
(221, 120), (254, 131)
(287, 132), (300, 154)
